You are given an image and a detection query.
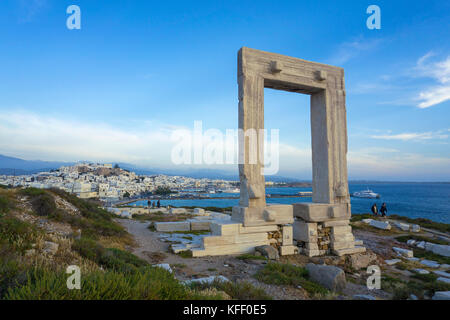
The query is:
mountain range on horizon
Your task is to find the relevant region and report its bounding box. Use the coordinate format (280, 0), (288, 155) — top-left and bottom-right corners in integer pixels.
(0, 154), (301, 182)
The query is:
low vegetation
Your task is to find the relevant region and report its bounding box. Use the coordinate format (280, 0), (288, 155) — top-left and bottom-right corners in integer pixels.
(395, 235), (448, 245)
(389, 214), (450, 233)
(0, 187), (223, 300)
(254, 263), (328, 296)
(382, 273), (450, 300)
(236, 254), (267, 261)
(188, 279), (272, 300)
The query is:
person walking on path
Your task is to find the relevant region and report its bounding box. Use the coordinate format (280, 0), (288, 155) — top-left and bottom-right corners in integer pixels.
(371, 203), (378, 216)
(380, 203), (387, 217)
(157, 200), (161, 208)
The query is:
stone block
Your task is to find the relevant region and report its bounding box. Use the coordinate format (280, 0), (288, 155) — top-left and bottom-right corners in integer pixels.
(420, 260), (440, 268)
(191, 240), (270, 257)
(323, 219), (350, 228)
(210, 221), (241, 236)
(155, 221), (190, 232)
(169, 208), (187, 214)
(331, 225), (352, 235)
(238, 224), (279, 234)
(293, 203), (349, 222)
(293, 220), (317, 242)
(332, 241), (356, 250)
(385, 259), (401, 265)
(393, 247), (414, 258)
(433, 270), (450, 279)
(202, 232), (268, 247)
(282, 225), (293, 245)
(437, 277), (450, 284)
(255, 245), (279, 260)
(394, 222), (410, 231)
(193, 208), (205, 215)
(346, 251), (378, 270)
(280, 245), (298, 256)
(432, 291), (450, 300)
(306, 263), (346, 292)
(425, 243), (450, 258)
(413, 269), (430, 275)
(333, 246), (366, 256)
(190, 221), (211, 231)
(411, 224), (420, 232)
(232, 205), (293, 226)
(369, 220), (391, 230)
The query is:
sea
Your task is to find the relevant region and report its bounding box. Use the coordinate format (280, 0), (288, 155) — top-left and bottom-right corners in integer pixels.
(130, 183), (450, 224)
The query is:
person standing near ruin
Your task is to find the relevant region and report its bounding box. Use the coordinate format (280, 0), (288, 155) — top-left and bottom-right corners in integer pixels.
(157, 200), (161, 208)
(380, 203), (387, 217)
(371, 203), (378, 216)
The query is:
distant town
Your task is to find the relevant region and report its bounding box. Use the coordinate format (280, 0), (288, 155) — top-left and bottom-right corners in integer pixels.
(0, 163), (294, 202)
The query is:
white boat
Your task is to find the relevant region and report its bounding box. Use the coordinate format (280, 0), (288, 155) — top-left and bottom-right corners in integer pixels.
(351, 189), (380, 199)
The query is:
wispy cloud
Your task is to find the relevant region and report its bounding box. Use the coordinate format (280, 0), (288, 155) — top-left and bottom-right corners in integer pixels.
(415, 53), (450, 108)
(371, 130), (448, 141)
(329, 37), (383, 65)
(17, 0), (47, 23)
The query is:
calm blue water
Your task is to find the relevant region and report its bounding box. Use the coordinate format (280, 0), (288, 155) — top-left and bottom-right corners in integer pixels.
(132, 183), (450, 223)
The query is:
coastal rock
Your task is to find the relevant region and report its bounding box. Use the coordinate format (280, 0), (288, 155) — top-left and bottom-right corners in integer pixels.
(255, 245), (279, 260)
(369, 220), (391, 230)
(306, 263), (346, 292)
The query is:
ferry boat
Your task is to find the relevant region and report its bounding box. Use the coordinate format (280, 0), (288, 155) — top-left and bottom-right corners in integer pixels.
(351, 189), (380, 199)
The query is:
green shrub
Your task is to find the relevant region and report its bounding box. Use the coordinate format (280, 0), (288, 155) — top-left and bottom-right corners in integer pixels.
(0, 215), (38, 253)
(31, 193), (56, 216)
(5, 267), (206, 300)
(72, 238), (148, 273)
(236, 254), (267, 261)
(0, 195), (10, 214)
(188, 279), (272, 300)
(20, 188), (46, 197)
(254, 263), (328, 296)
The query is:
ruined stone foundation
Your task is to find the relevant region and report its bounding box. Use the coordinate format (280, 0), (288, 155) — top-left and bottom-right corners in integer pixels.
(191, 204), (298, 257)
(293, 203), (366, 257)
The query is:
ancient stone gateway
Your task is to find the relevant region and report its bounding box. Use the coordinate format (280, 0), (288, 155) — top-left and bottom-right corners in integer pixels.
(191, 47), (365, 257)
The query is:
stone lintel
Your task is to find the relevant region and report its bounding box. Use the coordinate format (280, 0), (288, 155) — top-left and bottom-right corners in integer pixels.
(293, 202), (350, 222)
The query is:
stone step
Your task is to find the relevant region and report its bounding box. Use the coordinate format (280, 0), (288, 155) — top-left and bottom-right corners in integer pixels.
(332, 246), (366, 256)
(210, 221), (242, 236)
(191, 240), (270, 257)
(202, 232), (269, 247)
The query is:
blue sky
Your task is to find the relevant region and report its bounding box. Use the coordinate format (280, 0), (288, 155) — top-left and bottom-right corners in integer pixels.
(0, 0), (449, 181)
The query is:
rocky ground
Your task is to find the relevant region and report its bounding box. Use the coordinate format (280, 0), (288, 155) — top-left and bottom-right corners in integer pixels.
(117, 216), (450, 300)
